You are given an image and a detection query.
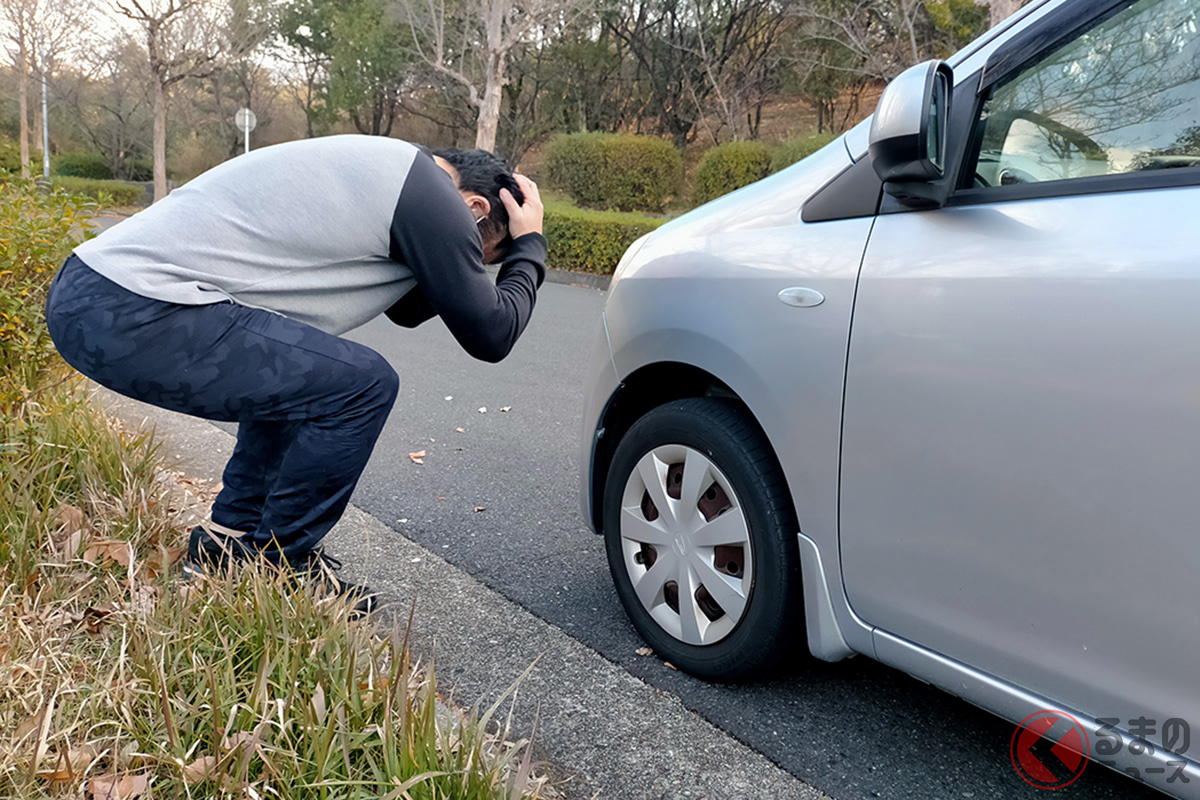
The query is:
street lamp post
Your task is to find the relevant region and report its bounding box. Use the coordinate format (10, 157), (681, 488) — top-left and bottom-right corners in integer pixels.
(40, 49), (49, 178)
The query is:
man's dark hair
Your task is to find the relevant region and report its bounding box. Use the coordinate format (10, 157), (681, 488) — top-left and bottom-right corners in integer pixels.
(433, 148), (524, 255)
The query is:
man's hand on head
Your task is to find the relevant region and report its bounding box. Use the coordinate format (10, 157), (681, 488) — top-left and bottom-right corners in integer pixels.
(501, 174), (543, 240)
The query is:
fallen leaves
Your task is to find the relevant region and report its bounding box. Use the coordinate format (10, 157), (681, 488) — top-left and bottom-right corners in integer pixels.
(500, 406), (512, 413)
(408, 450), (426, 465)
(635, 647), (653, 656)
(478, 407), (487, 414)
(82, 605), (115, 635)
(455, 427), (465, 433)
(473, 506), (486, 513)
(82, 541), (134, 569)
(88, 773), (150, 799)
(50, 504), (88, 561)
(181, 755), (218, 784)
(37, 745), (98, 786)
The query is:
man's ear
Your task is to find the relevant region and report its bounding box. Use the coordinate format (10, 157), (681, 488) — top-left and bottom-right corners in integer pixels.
(465, 193), (491, 220)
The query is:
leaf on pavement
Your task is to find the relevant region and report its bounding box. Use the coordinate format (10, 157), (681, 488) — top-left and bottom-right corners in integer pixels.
(500, 406), (512, 412)
(473, 506), (486, 513)
(478, 407), (487, 413)
(635, 647), (653, 656)
(88, 773), (150, 799)
(664, 662), (678, 670)
(455, 427), (465, 433)
(408, 450), (426, 465)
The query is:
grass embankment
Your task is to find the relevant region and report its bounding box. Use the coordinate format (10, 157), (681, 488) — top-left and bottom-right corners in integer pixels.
(0, 180), (549, 800)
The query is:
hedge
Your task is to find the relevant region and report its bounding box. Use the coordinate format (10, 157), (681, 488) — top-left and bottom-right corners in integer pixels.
(770, 133), (836, 173)
(543, 199), (665, 275)
(53, 176), (146, 207)
(691, 141), (773, 207)
(544, 133), (682, 213)
(55, 151), (114, 180)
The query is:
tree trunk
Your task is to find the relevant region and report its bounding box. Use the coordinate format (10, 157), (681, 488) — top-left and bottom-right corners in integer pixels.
(152, 78), (169, 202)
(989, 0), (1021, 27)
(475, 52), (504, 152)
(474, 0), (507, 152)
(17, 38), (29, 179)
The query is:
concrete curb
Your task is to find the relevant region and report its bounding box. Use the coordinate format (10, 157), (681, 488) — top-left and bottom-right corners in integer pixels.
(545, 268), (610, 292)
(99, 389), (828, 800)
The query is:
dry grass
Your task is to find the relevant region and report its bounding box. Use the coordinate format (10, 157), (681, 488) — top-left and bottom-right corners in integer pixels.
(0, 374), (554, 800)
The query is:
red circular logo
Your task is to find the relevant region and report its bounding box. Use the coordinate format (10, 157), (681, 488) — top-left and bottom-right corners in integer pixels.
(1011, 710), (1090, 789)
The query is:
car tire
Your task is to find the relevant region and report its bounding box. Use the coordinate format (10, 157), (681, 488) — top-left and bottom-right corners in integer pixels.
(602, 397), (804, 679)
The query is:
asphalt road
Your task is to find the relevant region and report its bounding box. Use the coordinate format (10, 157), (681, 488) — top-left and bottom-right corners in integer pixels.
(340, 280), (1161, 800)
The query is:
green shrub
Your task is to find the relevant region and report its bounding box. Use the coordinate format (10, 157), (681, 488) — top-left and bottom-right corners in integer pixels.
(53, 176), (146, 206)
(55, 150), (114, 180)
(0, 137), (21, 173)
(545, 132), (682, 213)
(691, 141), (772, 207)
(543, 199), (665, 274)
(0, 180), (97, 406)
(770, 133), (837, 173)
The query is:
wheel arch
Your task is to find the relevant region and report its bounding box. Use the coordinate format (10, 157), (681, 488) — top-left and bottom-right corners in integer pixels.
(587, 359), (861, 664)
(587, 361), (797, 540)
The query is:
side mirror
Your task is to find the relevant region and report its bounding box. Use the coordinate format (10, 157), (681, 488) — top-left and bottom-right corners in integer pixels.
(869, 60), (953, 206)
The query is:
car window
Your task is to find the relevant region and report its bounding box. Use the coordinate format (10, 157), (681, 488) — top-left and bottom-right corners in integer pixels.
(969, 0), (1200, 190)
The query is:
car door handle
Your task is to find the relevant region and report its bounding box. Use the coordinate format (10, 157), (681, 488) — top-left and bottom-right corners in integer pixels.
(778, 287), (825, 308)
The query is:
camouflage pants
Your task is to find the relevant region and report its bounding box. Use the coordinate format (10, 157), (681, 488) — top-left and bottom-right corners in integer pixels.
(46, 255), (399, 560)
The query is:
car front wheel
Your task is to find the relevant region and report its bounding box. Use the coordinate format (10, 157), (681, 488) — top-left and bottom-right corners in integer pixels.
(602, 397), (803, 679)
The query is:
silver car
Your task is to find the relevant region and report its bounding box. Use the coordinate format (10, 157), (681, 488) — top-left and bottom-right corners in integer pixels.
(578, 0), (1200, 795)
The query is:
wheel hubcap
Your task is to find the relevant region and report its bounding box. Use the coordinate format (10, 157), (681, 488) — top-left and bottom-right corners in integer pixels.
(619, 445), (753, 646)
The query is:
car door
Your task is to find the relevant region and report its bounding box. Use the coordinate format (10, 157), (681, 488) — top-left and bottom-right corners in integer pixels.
(840, 0), (1200, 744)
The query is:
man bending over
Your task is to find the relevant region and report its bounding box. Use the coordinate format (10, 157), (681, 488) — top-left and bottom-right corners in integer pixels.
(45, 136), (546, 612)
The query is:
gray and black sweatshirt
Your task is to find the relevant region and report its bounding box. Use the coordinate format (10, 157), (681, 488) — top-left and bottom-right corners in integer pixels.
(73, 135), (546, 363)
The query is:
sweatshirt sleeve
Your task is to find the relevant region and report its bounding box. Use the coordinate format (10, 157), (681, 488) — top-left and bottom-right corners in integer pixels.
(386, 151), (546, 363)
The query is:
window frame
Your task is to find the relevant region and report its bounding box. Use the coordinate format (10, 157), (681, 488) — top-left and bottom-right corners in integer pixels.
(947, 0), (1200, 208)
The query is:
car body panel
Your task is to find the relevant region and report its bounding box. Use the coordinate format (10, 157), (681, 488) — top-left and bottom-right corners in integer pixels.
(840, 186), (1200, 752)
(578, 312), (621, 528)
(874, 630), (1200, 796)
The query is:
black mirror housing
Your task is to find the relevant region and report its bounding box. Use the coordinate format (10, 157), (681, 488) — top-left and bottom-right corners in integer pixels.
(869, 60), (954, 207)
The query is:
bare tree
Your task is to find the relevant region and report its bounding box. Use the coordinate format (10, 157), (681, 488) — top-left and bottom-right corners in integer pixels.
(0, 0), (92, 177)
(790, 0), (933, 83)
(57, 32), (154, 178)
(680, 0), (791, 141)
(400, 0), (584, 153)
(114, 0), (238, 201)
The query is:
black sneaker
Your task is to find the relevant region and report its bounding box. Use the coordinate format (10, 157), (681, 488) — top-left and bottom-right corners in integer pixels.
(289, 549), (378, 617)
(182, 524), (244, 579)
(184, 526), (377, 616)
